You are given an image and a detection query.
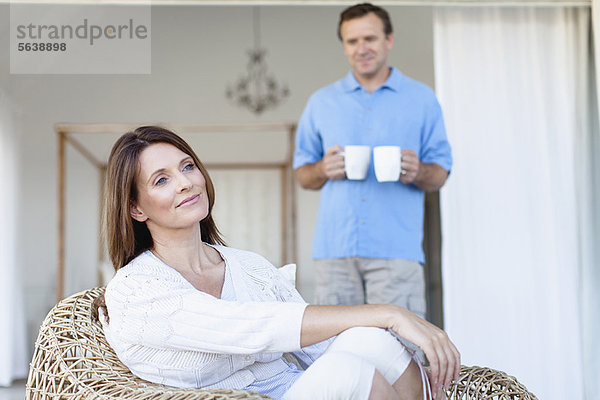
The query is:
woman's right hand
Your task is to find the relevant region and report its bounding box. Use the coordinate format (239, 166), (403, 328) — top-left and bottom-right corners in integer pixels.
(386, 305), (460, 393)
(301, 303), (460, 392)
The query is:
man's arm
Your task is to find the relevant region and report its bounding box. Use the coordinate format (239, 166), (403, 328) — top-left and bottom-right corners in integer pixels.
(400, 149), (449, 192)
(295, 161), (327, 190)
(413, 163), (449, 192)
(295, 145), (345, 190)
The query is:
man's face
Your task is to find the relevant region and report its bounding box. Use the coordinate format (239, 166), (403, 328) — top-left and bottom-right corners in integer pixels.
(340, 12), (393, 81)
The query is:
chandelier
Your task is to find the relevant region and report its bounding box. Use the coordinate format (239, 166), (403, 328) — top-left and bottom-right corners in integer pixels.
(226, 7), (289, 115)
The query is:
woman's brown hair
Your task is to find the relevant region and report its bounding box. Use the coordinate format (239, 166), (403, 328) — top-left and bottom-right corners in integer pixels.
(94, 126), (225, 321)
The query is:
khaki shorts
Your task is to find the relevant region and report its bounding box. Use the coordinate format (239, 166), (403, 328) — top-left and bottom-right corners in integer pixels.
(314, 258), (426, 319)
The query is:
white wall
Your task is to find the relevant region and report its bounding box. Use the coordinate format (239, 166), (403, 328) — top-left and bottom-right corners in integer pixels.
(0, 4), (435, 355)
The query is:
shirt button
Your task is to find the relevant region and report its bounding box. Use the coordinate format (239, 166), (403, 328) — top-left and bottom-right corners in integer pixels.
(367, 109), (372, 112)
(361, 197), (366, 201)
(366, 130), (371, 134)
(360, 220), (366, 225)
(245, 355), (252, 361)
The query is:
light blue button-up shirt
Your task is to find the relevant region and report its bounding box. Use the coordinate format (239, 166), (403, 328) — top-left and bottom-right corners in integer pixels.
(294, 68), (452, 263)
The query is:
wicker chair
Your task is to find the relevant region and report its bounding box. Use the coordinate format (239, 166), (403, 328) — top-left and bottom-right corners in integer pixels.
(26, 287), (538, 400)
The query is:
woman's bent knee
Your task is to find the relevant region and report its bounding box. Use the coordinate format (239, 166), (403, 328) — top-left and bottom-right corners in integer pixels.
(326, 327), (412, 384)
(283, 352), (374, 400)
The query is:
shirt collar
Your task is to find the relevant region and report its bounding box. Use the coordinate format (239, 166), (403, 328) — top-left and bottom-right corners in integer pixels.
(341, 67), (404, 93)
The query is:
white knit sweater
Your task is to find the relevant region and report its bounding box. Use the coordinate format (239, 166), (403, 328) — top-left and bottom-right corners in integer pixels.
(102, 245), (311, 389)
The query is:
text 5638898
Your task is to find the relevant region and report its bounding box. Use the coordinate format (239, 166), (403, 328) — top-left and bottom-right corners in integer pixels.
(17, 42), (67, 52)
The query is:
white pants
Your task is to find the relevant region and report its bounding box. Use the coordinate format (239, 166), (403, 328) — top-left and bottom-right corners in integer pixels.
(283, 327), (416, 400)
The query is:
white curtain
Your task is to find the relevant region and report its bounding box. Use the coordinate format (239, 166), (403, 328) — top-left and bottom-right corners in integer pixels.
(585, 1), (600, 399)
(0, 91), (28, 386)
(434, 7), (593, 400)
(209, 168), (284, 267)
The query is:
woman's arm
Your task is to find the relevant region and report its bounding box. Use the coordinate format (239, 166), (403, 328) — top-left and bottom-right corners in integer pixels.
(301, 304), (460, 391)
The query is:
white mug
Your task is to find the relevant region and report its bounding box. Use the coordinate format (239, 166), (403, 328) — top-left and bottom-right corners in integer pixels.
(343, 145), (371, 180)
(374, 146), (401, 182)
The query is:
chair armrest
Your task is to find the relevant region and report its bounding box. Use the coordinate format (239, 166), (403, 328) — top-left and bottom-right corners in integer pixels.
(446, 365), (538, 399)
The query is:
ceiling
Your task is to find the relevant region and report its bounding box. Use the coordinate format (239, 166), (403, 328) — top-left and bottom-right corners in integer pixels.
(2, 0), (592, 6)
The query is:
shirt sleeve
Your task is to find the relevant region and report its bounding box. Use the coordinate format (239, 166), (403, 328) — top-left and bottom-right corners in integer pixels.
(420, 97), (453, 172)
(293, 96), (324, 170)
(105, 270), (308, 355)
(260, 256), (332, 369)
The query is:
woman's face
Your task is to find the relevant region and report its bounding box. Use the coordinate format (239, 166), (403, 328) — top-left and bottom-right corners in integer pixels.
(130, 142), (209, 231)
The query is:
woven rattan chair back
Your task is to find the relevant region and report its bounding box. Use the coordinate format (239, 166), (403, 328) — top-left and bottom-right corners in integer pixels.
(25, 287), (272, 399)
(25, 287), (538, 400)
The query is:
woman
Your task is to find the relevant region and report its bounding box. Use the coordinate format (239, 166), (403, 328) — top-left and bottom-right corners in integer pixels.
(98, 126), (459, 400)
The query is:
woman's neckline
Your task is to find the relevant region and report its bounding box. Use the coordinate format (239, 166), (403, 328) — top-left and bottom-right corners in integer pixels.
(146, 244), (228, 299)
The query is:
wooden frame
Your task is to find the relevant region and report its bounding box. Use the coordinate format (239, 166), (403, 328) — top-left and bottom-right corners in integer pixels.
(56, 123), (297, 301)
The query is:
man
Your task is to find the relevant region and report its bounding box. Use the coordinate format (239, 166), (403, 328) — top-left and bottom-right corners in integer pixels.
(293, 3), (452, 319)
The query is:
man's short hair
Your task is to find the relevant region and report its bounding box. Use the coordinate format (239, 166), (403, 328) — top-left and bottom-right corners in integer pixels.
(337, 3), (393, 41)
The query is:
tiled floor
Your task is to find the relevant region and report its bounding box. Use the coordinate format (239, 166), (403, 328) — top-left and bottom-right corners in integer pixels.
(0, 380), (25, 400)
